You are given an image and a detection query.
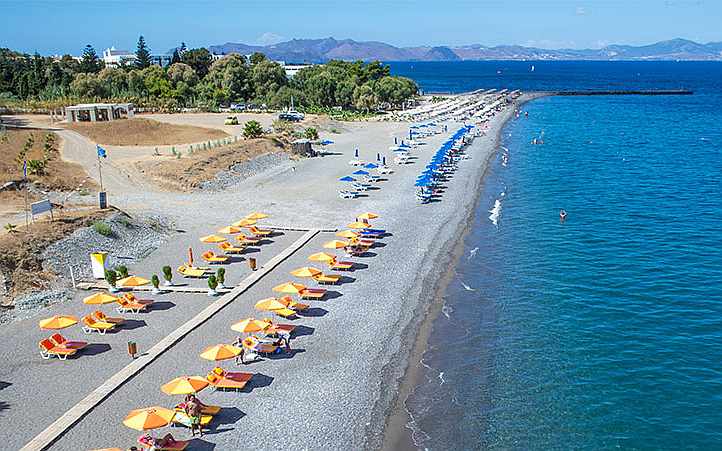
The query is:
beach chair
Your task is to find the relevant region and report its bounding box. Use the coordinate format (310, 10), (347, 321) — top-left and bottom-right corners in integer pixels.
(202, 250), (229, 264)
(81, 315), (115, 334)
(269, 307), (297, 319)
(205, 370), (252, 391)
(247, 225), (273, 237)
(92, 310), (125, 326)
(300, 287), (327, 300)
(329, 258), (354, 271)
(279, 295), (309, 311)
(263, 321), (296, 339)
(177, 265), (209, 278)
(218, 241), (245, 254)
(171, 411), (213, 429)
(38, 338), (77, 360)
(174, 402), (221, 416)
(339, 190), (358, 199)
(137, 434), (189, 451)
(236, 234), (261, 246)
(48, 333), (88, 353)
(242, 336), (279, 355)
(313, 273), (341, 285)
(117, 293), (153, 314)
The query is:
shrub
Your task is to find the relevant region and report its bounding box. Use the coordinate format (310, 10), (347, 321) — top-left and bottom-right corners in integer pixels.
(4, 223), (17, 233)
(207, 274), (218, 290)
(216, 268), (225, 285)
(104, 269), (117, 287)
(243, 120), (264, 139)
(304, 127), (319, 140)
(162, 265), (173, 283)
(93, 221), (112, 236)
(27, 159), (46, 175)
(151, 274), (160, 289)
(115, 265), (129, 278)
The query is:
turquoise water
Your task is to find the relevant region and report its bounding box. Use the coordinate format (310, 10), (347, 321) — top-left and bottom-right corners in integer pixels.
(399, 65), (722, 450)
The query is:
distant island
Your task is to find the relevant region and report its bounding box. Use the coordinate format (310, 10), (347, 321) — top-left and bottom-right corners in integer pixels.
(207, 37), (722, 63)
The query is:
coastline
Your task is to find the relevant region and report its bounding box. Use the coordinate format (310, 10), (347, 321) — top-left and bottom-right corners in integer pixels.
(376, 93), (545, 451)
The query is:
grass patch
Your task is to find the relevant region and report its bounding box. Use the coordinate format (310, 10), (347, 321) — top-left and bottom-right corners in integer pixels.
(92, 221), (113, 237)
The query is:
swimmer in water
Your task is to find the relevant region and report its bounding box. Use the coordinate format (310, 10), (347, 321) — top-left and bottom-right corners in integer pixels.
(559, 209), (567, 222)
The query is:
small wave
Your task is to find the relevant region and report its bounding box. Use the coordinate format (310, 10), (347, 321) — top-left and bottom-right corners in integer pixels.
(460, 280), (476, 291)
(438, 371), (445, 385)
(441, 302), (453, 318)
(468, 247), (479, 260)
(489, 199), (502, 226)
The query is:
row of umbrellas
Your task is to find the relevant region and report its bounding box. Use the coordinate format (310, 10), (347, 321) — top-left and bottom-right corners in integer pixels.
(415, 125), (474, 189)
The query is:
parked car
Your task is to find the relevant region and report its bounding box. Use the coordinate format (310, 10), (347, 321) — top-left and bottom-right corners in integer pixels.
(229, 103), (246, 112)
(278, 111), (305, 122)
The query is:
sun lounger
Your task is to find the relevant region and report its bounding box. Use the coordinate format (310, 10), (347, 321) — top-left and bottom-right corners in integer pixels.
(339, 190), (359, 199)
(247, 226), (273, 237)
(81, 315), (116, 334)
(49, 333), (88, 351)
(279, 295), (309, 311)
(202, 250), (229, 264)
(236, 234), (261, 245)
(206, 370), (252, 391)
(265, 322), (296, 337)
(92, 310), (125, 325)
(138, 434), (189, 451)
(270, 307), (297, 319)
(38, 338), (80, 360)
(211, 366), (254, 383)
(177, 265), (209, 278)
(329, 259), (354, 271)
(171, 411), (213, 428)
(313, 273), (341, 285)
(242, 336), (279, 355)
(300, 288), (327, 300)
(174, 402), (221, 416)
(117, 294), (153, 313)
(218, 241), (245, 254)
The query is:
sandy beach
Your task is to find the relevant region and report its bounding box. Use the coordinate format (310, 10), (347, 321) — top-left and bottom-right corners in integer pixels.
(0, 92), (528, 450)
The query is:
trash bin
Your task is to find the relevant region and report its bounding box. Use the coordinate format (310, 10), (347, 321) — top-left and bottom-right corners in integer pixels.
(249, 257), (257, 271)
(90, 252), (108, 279)
(127, 341), (137, 358)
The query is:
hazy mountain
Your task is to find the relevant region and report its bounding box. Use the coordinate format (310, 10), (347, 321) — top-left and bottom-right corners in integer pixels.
(205, 38), (722, 62)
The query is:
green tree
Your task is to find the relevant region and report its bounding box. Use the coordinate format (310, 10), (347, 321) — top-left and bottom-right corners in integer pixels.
(79, 45), (102, 73)
(201, 54), (250, 103)
(243, 120), (263, 139)
(170, 48), (181, 65)
(249, 52), (266, 66)
(98, 67), (129, 97)
(181, 48), (213, 79)
(141, 65), (172, 98)
(70, 73), (105, 97)
(251, 59), (287, 103)
(304, 127), (319, 140)
(353, 82), (378, 112)
(135, 35), (152, 69)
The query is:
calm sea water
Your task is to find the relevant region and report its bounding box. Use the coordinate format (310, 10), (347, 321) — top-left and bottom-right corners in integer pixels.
(388, 62), (722, 450)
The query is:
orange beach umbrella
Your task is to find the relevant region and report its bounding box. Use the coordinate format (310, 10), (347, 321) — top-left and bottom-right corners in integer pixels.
(199, 344), (241, 361)
(117, 276), (150, 287)
(308, 252), (335, 262)
(323, 240), (350, 249)
(290, 266), (322, 278)
(83, 292), (119, 305)
(246, 212), (269, 220)
(336, 230), (359, 239)
(272, 282), (307, 294)
(255, 297), (288, 311)
(39, 315), (78, 330)
(347, 221), (370, 229)
(218, 226), (242, 234)
(356, 212), (379, 220)
(123, 407), (176, 431)
(231, 318), (271, 333)
(161, 376), (209, 395)
(232, 219), (256, 227)
(200, 234), (226, 243)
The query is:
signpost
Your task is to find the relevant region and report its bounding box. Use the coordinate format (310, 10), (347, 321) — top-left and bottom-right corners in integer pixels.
(96, 144), (108, 209)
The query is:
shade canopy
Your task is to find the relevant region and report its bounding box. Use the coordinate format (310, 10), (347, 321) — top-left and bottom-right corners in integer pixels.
(83, 292), (119, 305)
(161, 376), (209, 395)
(320, 139), (334, 145)
(336, 230), (359, 239)
(123, 407), (176, 431)
(218, 226), (242, 234)
(117, 276), (150, 287)
(308, 252), (336, 262)
(272, 282), (307, 294)
(232, 219), (257, 227)
(246, 212), (269, 220)
(364, 163), (379, 169)
(290, 266), (322, 278)
(39, 315), (78, 330)
(200, 234), (226, 243)
(352, 170), (369, 176)
(255, 297), (289, 311)
(338, 176), (356, 182)
(347, 221), (370, 229)
(231, 318), (271, 333)
(356, 212), (379, 220)
(323, 240), (350, 249)
(199, 344), (241, 361)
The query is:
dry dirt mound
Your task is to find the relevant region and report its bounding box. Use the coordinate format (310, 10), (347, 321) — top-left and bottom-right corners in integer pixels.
(135, 137), (289, 191)
(64, 117), (228, 146)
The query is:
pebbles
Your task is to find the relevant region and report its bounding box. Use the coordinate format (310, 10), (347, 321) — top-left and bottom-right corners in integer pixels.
(42, 212), (173, 282)
(199, 152), (290, 191)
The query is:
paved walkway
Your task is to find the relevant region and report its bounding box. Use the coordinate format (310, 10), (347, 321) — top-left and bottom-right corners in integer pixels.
(21, 230), (319, 451)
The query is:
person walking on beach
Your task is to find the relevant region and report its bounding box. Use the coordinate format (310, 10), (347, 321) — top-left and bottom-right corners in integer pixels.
(184, 396), (203, 437)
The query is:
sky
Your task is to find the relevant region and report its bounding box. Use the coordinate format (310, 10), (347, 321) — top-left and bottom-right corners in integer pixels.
(1, 0), (720, 55)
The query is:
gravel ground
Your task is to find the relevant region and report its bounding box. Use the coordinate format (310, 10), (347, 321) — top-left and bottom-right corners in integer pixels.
(0, 97), (526, 450)
(199, 152), (290, 191)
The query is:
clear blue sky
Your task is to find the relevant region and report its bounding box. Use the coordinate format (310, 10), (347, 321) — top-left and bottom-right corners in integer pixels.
(2, 0), (720, 55)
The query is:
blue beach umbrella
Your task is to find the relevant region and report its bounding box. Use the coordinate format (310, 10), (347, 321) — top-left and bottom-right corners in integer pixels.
(364, 163), (379, 169)
(320, 139), (334, 145)
(352, 170), (370, 176)
(339, 176), (356, 182)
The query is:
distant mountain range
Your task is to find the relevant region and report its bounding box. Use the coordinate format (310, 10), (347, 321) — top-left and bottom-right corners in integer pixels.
(206, 38), (722, 63)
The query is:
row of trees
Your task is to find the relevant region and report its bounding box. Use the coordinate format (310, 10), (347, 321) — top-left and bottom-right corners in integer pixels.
(0, 40), (417, 113)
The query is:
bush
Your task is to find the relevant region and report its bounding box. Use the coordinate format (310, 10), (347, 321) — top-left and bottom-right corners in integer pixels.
(151, 274), (160, 289)
(216, 268), (225, 285)
(243, 120), (264, 139)
(162, 265), (173, 283)
(93, 221), (112, 237)
(304, 127), (319, 140)
(104, 269), (117, 287)
(115, 265), (129, 278)
(207, 274), (218, 290)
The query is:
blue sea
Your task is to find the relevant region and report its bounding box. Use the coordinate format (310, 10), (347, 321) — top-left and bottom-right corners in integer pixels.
(388, 61), (722, 450)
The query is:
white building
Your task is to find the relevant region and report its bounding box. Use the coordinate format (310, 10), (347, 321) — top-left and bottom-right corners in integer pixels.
(102, 47), (137, 67)
(284, 64), (313, 78)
